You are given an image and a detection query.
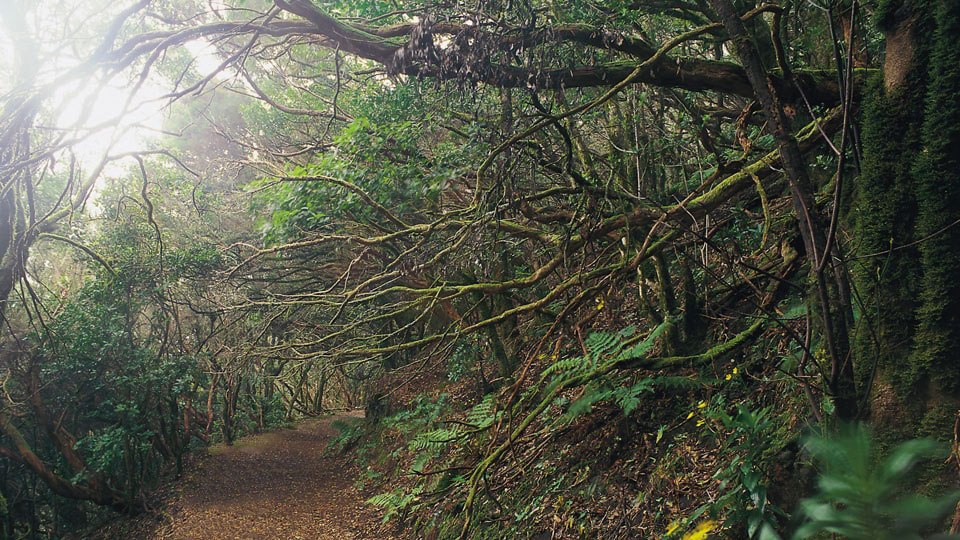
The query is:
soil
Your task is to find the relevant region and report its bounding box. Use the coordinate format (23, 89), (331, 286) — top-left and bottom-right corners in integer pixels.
(101, 412), (403, 540)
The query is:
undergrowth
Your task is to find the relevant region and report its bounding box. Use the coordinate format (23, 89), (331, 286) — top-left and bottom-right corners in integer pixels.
(338, 323), (960, 540)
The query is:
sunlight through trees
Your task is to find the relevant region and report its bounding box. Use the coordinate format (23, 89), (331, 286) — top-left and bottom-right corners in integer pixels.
(0, 0), (958, 537)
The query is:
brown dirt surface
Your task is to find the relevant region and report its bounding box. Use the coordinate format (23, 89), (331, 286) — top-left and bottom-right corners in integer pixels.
(102, 412), (404, 540)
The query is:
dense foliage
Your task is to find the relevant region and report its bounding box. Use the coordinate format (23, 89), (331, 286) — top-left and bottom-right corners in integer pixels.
(0, 0), (959, 538)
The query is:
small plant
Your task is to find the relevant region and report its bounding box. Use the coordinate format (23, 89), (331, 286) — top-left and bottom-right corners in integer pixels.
(717, 405), (788, 540)
(381, 393), (450, 435)
(697, 401), (787, 539)
(664, 400), (787, 539)
(367, 485), (423, 523)
(793, 424), (959, 540)
(328, 418), (365, 452)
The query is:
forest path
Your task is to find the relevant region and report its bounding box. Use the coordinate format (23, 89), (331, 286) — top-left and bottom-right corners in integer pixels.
(115, 412), (399, 540)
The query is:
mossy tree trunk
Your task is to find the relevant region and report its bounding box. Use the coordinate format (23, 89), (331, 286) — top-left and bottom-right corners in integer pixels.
(855, 0), (960, 420)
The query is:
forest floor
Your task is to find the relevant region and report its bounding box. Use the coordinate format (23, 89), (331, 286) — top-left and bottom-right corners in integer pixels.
(99, 411), (401, 540)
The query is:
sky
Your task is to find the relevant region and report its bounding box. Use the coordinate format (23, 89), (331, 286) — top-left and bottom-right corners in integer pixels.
(0, 0), (240, 220)
(53, 39), (228, 163)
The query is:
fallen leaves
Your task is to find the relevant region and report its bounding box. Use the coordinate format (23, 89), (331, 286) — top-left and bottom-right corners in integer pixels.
(104, 413), (403, 540)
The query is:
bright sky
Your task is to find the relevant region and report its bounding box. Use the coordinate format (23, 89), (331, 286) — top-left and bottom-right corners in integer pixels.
(52, 39), (228, 162)
(54, 77), (166, 160)
(38, 36), (231, 215)
(0, 0), (237, 213)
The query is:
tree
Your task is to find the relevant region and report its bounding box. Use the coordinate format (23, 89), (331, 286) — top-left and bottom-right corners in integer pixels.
(0, 0), (957, 537)
(853, 0), (960, 427)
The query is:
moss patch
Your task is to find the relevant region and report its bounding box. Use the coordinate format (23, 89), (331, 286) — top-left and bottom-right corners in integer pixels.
(855, 0), (960, 400)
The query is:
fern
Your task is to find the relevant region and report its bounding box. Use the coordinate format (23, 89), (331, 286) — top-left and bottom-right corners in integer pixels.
(544, 320), (673, 396)
(409, 394), (502, 452)
(614, 318), (673, 364)
(561, 384), (614, 422)
(540, 321), (678, 424)
(561, 375), (697, 423)
(410, 451), (433, 474)
(367, 485), (423, 523)
(543, 327), (634, 385)
(409, 427), (464, 452)
(466, 393), (498, 429)
(584, 325), (635, 364)
(327, 418), (364, 451)
(541, 353), (591, 380)
(613, 379), (656, 415)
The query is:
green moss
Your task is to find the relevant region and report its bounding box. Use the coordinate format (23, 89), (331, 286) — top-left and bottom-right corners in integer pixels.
(912, 402), (955, 498)
(855, 0), (960, 399)
(852, 75), (923, 395)
(909, 0), (960, 394)
(918, 402), (956, 442)
(874, 0), (906, 31)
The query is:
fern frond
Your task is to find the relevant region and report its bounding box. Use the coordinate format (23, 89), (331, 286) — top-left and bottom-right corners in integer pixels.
(615, 319), (673, 364)
(409, 427), (464, 452)
(466, 393), (498, 428)
(367, 486), (423, 523)
(542, 354), (590, 379)
(561, 384), (615, 422)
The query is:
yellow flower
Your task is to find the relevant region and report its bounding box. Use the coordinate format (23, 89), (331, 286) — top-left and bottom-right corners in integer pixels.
(686, 411), (695, 420)
(597, 303), (604, 310)
(725, 373), (732, 381)
(696, 419), (705, 427)
(732, 367), (738, 374)
(697, 401), (707, 409)
(682, 520), (718, 540)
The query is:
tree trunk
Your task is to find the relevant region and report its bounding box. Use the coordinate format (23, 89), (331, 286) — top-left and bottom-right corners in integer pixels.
(854, 0), (960, 432)
(710, 0), (858, 418)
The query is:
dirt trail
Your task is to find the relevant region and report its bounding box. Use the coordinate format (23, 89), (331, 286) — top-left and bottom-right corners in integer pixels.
(115, 412), (400, 540)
